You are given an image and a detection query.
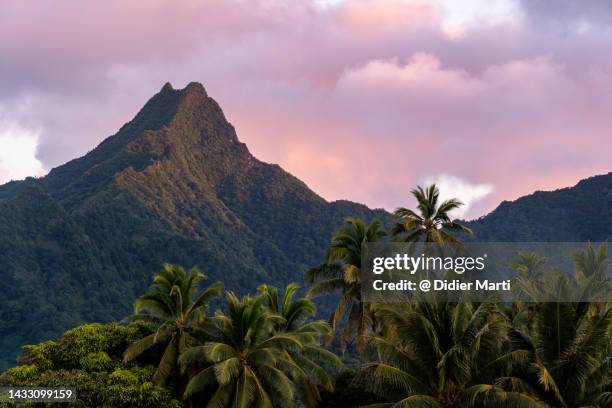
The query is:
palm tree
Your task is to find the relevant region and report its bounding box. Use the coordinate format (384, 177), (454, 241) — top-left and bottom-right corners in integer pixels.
(362, 302), (544, 407)
(180, 292), (338, 407)
(509, 252), (549, 331)
(511, 252), (547, 276)
(572, 242), (611, 309)
(123, 263), (223, 386)
(573, 242), (609, 279)
(572, 242), (610, 285)
(305, 217), (386, 351)
(392, 184), (473, 248)
(500, 302), (611, 407)
(258, 283), (327, 335)
(258, 283), (343, 403)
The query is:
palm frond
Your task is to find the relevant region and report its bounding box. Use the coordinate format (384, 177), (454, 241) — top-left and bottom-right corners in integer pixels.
(123, 333), (159, 363)
(462, 384), (546, 408)
(187, 281), (223, 318)
(152, 338), (178, 386)
(183, 365), (217, 397)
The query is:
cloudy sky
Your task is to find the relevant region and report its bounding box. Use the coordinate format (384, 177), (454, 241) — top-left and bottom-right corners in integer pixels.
(1, 0), (611, 219)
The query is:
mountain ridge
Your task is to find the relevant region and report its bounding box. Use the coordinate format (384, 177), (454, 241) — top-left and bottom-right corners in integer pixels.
(465, 172), (612, 241)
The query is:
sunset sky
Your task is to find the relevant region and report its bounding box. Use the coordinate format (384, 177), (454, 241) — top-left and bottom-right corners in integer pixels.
(1, 0), (612, 219)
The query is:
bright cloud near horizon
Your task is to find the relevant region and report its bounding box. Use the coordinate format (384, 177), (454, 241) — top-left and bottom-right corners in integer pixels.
(0, 122), (44, 183)
(1, 0), (612, 219)
(423, 174), (494, 219)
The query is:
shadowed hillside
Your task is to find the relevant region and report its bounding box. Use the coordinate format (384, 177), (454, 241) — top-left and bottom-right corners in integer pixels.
(466, 173), (612, 241)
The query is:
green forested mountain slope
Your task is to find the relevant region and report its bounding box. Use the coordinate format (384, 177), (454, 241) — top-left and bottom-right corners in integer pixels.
(465, 173), (612, 241)
(0, 83), (386, 369)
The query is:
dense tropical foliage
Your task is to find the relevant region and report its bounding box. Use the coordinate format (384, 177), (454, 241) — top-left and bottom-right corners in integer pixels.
(1, 185), (610, 407)
(123, 264), (223, 387)
(362, 302), (544, 407)
(306, 217), (386, 351)
(179, 288), (341, 407)
(0, 323), (182, 407)
(503, 302), (611, 407)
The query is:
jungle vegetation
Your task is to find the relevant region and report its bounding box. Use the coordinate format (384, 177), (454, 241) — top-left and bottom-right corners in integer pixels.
(1, 184), (610, 408)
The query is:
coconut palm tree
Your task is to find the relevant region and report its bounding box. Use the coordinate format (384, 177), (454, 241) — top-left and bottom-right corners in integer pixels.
(361, 302), (545, 407)
(180, 292), (337, 407)
(499, 302), (611, 407)
(258, 283), (343, 403)
(508, 252), (550, 331)
(572, 242), (611, 312)
(573, 242), (609, 278)
(572, 242), (611, 293)
(123, 263), (223, 386)
(305, 217), (386, 351)
(258, 283), (328, 336)
(392, 184), (473, 248)
(511, 252), (547, 276)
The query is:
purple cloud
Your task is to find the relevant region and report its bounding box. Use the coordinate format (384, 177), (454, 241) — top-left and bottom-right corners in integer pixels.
(1, 0), (611, 219)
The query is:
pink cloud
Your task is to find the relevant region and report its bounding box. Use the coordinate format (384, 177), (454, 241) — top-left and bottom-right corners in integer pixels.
(1, 0), (612, 218)
(336, 0), (437, 30)
(328, 52), (612, 214)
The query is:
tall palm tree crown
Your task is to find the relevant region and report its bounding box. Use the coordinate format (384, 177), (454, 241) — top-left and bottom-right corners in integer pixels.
(258, 283), (323, 334)
(123, 264), (223, 386)
(503, 303), (611, 407)
(258, 283), (343, 401)
(392, 184), (473, 246)
(362, 302), (545, 408)
(180, 291), (340, 407)
(306, 217), (387, 351)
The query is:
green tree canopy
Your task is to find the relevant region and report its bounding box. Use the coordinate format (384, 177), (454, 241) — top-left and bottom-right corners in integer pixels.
(361, 302), (544, 407)
(306, 217), (386, 351)
(180, 291), (340, 407)
(502, 302), (611, 407)
(123, 264), (223, 386)
(392, 184), (473, 248)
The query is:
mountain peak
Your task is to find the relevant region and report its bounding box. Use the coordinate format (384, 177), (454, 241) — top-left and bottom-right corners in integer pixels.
(183, 81), (207, 97)
(44, 81), (247, 193)
(174, 82), (209, 114)
(127, 81), (215, 139)
(158, 81), (207, 99)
